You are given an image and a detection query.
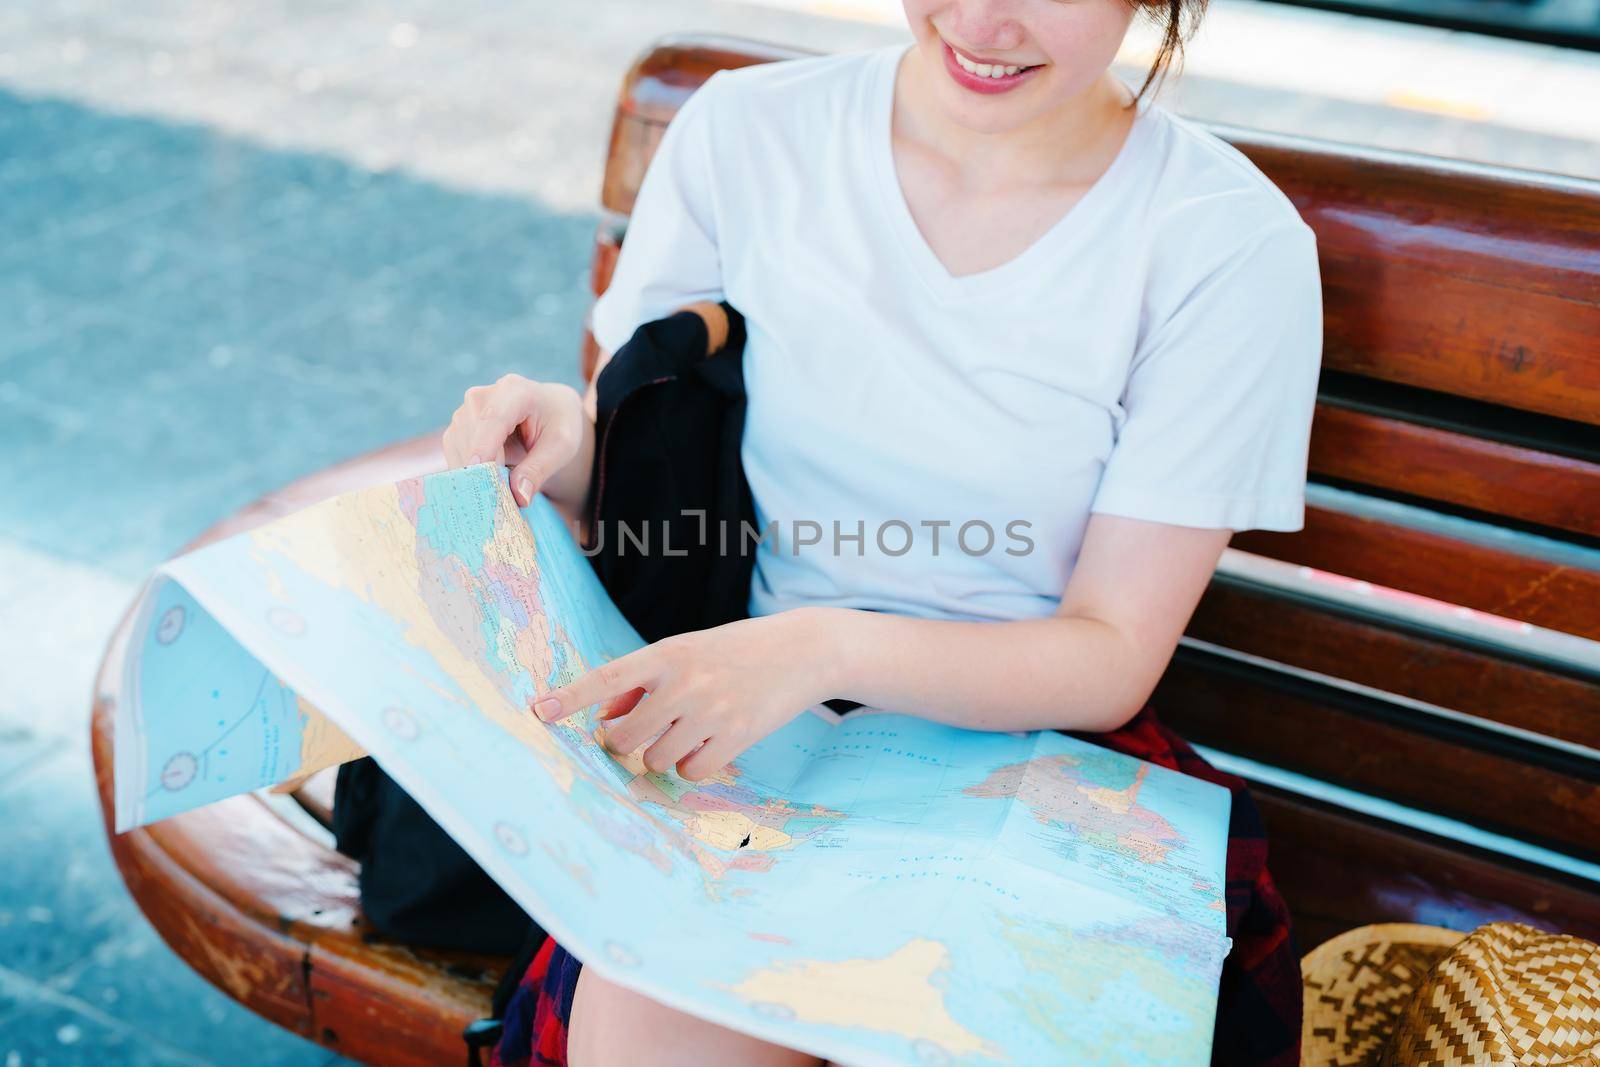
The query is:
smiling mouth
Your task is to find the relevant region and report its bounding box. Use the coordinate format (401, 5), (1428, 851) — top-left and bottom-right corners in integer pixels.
(938, 39), (1044, 94)
(945, 40), (1042, 80)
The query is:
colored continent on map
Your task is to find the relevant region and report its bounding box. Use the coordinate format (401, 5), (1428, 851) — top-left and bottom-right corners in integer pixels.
(724, 938), (997, 1062)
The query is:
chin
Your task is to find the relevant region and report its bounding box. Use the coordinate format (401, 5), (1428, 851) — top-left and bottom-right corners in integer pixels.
(933, 80), (1052, 136)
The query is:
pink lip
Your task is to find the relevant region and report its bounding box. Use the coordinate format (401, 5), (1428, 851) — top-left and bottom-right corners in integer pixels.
(940, 39), (1041, 95)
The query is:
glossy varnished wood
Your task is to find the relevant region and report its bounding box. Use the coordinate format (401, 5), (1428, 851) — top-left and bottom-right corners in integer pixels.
(1258, 786), (1600, 953)
(1154, 652), (1600, 861)
(600, 36), (806, 217)
(1308, 402), (1600, 538)
(1188, 580), (1600, 751)
(581, 220), (623, 380)
(1230, 506), (1600, 641)
(1239, 133), (1600, 426)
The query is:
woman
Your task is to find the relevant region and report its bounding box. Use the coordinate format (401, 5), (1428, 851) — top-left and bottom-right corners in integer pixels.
(446, 0), (1322, 1062)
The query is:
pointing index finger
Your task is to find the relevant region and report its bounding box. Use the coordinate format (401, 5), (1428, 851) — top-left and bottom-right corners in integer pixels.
(534, 654), (648, 723)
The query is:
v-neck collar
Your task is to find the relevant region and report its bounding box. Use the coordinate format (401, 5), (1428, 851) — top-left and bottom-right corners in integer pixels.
(867, 42), (1155, 301)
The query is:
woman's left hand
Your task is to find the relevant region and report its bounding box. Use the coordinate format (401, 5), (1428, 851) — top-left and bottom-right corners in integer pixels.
(532, 609), (838, 781)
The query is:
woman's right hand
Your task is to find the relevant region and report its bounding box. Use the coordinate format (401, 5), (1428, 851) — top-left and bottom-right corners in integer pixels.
(442, 374), (592, 509)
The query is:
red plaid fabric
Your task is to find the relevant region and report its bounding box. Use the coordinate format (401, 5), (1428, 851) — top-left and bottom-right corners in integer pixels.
(491, 699), (1302, 1067)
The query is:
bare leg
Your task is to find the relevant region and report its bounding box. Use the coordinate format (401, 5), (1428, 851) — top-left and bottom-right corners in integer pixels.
(568, 968), (825, 1067)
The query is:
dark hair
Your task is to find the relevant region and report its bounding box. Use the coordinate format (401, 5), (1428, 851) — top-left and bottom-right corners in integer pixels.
(1127, 0), (1209, 105)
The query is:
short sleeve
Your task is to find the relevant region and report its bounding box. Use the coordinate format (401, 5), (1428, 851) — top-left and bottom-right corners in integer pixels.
(588, 74), (726, 358)
(1089, 222), (1324, 532)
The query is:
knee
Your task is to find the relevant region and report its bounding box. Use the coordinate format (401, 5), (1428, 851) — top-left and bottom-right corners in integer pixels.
(570, 970), (687, 1066)
(568, 969), (825, 1067)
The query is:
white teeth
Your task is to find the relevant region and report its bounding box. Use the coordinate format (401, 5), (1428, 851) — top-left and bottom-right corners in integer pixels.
(951, 47), (1027, 79)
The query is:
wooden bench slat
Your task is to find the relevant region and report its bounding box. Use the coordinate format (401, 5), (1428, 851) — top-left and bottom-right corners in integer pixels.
(1156, 649), (1600, 860)
(1309, 402), (1600, 537)
(619, 36), (808, 122)
(1257, 784), (1600, 952)
(1188, 579), (1600, 751)
(95, 753), (316, 1037)
(1319, 264), (1600, 425)
(1241, 135), (1600, 426)
(581, 221), (624, 380)
(602, 39), (807, 216)
(1231, 505), (1600, 641)
(305, 936), (502, 1067)
(601, 114), (665, 220)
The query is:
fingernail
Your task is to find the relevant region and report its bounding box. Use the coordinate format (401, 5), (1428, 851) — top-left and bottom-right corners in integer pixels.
(533, 696), (560, 721)
(517, 479), (533, 503)
(468, 452), (483, 466)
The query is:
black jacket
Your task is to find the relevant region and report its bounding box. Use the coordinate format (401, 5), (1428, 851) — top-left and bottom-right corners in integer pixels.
(584, 302), (756, 642)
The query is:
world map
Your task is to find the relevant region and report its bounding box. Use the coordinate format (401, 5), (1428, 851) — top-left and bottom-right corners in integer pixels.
(115, 463), (1232, 1066)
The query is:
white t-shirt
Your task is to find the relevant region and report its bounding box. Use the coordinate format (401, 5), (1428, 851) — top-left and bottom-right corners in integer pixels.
(589, 42), (1324, 624)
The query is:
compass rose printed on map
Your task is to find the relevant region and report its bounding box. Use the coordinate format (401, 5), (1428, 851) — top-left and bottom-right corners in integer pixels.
(493, 820), (531, 857)
(159, 752), (198, 791)
(266, 605), (307, 637)
(155, 604), (185, 645)
(381, 704), (422, 741)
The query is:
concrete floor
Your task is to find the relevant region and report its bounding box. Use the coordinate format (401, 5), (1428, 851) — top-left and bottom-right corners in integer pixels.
(0, 0), (1594, 1063)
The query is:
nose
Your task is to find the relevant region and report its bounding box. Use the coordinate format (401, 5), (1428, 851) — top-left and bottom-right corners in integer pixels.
(946, 0), (1027, 53)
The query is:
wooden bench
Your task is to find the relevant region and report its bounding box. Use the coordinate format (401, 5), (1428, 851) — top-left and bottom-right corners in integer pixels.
(90, 32), (1600, 1065)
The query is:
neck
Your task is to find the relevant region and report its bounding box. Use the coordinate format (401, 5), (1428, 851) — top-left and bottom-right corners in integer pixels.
(895, 46), (1135, 190)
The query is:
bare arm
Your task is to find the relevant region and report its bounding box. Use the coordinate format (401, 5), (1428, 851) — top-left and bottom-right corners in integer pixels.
(812, 514), (1231, 733)
(536, 511), (1231, 780)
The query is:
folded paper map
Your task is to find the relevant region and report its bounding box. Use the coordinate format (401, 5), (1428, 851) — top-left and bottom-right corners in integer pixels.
(115, 462), (1232, 1066)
